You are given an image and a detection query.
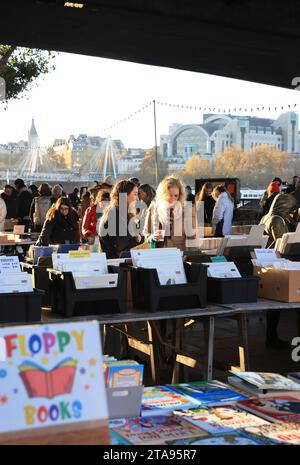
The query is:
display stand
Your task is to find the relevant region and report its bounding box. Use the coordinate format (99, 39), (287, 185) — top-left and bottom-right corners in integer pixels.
(207, 276), (259, 304)
(21, 260), (52, 306)
(48, 265), (129, 317)
(131, 262), (207, 312)
(0, 289), (44, 323)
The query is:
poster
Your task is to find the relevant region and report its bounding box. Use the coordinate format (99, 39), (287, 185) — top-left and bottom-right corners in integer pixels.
(0, 321), (108, 433)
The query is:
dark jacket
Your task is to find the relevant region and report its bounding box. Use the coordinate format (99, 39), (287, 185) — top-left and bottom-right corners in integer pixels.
(69, 192), (80, 210)
(17, 187), (33, 221)
(262, 192), (279, 217)
(1, 192), (18, 219)
(292, 189), (300, 208)
(99, 206), (138, 258)
(260, 193), (297, 247)
(203, 195), (216, 224)
(36, 209), (79, 246)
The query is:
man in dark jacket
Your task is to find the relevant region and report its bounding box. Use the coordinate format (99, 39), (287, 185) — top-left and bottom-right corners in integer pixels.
(1, 185), (18, 218)
(14, 178), (33, 229)
(260, 193), (297, 348)
(260, 193), (297, 248)
(68, 187), (80, 210)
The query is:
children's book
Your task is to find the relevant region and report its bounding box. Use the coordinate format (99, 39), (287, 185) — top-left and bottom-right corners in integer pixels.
(167, 432), (264, 445)
(228, 371), (300, 392)
(18, 357), (77, 399)
(167, 381), (247, 405)
(237, 395), (300, 422)
(109, 415), (207, 445)
(141, 385), (199, 416)
(173, 405), (268, 435)
(244, 422), (300, 445)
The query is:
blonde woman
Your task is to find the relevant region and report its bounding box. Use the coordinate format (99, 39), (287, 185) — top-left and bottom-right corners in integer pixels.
(144, 176), (195, 250)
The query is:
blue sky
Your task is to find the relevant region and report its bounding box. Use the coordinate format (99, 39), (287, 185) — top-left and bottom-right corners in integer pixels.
(0, 51), (299, 148)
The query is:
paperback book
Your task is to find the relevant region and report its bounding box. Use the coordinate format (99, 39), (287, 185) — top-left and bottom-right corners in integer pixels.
(244, 422), (300, 445)
(167, 381), (247, 406)
(141, 385), (199, 416)
(109, 415), (207, 445)
(173, 405), (268, 435)
(228, 371), (300, 393)
(237, 395), (300, 423)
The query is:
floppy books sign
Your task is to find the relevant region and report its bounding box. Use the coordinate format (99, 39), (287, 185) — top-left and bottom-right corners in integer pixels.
(0, 321), (108, 435)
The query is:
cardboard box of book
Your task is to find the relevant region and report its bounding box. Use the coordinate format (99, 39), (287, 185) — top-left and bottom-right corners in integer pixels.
(252, 249), (300, 303)
(254, 266), (300, 302)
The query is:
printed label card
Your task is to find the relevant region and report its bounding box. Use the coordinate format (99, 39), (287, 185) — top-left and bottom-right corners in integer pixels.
(0, 321), (108, 437)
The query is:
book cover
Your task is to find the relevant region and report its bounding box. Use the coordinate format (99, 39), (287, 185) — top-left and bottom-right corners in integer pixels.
(167, 432), (263, 445)
(237, 395), (300, 422)
(141, 385), (199, 416)
(167, 381), (247, 405)
(244, 422), (300, 445)
(229, 371), (300, 391)
(109, 415), (207, 445)
(18, 357), (77, 399)
(173, 405), (268, 435)
(107, 365), (144, 388)
(109, 430), (131, 445)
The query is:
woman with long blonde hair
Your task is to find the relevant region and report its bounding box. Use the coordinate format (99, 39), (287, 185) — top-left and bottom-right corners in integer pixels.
(144, 176), (195, 250)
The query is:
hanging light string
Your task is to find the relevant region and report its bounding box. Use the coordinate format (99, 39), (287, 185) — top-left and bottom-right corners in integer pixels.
(155, 100), (298, 114)
(1, 100), (298, 151)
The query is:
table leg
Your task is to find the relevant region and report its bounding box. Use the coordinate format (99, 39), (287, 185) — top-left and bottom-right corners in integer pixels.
(171, 319), (185, 384)
(147, 321), (160, 384)
(237, 313), (250, 371)
(203, 316), (215, 381)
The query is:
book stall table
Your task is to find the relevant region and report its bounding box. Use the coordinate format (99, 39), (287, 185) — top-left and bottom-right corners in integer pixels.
(1, 299), (298, 386)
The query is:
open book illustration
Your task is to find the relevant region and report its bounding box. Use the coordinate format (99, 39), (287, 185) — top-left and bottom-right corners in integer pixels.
(18, 357), (77, 399)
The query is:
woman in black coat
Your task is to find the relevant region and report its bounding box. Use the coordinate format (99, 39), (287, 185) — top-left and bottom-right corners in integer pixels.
(36, 197), (79, 246)
(98, 180), (141, 258)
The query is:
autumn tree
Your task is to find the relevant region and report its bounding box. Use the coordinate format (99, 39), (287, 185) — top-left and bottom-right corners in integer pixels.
(137, 148), (168, 186)
(182, 154), (212, 185)
(0, 45), (56, 102)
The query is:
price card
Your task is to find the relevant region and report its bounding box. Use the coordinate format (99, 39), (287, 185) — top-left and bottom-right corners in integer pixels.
(0, 256), (21, 274)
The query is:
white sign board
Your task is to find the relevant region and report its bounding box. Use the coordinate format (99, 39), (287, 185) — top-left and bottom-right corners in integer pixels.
(0, 321), (108, 433)
(0, 256), (20, 275)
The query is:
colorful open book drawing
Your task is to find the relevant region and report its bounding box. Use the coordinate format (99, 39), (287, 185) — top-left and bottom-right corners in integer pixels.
(18, 357), (77, 399)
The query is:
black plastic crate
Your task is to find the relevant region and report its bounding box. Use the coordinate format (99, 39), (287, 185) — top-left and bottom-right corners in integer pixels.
(131, 262), (207, 312)
(21, 260), (52, 307)
(0, 289), (44, 323)
(207, 275), (259, 304)
(48, 265), (129, 317)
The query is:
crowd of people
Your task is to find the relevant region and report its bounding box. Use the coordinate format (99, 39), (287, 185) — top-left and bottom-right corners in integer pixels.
(1, 172), (299, 350)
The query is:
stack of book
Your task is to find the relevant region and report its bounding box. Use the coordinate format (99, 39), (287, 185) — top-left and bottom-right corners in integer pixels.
(103, 356), (144, 389)
(108, 375), (300, 445)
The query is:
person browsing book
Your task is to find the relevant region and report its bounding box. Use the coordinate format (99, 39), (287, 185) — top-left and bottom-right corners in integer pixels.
(98, 180), (142, 258)
(36, 197), (79, 246)
(144, 176), (196, 250)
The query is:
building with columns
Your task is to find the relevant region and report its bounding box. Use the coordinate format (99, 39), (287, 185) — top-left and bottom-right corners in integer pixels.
(160, 111), (299, 159)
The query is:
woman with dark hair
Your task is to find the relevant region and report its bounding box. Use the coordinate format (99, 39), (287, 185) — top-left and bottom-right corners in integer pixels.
(36, 197), (79, 246)
(82, 189), (110, 244)
(195, 182), (215, 224)
(98, 180), (141, 258)
(30, 183), (52, 232)
(211, 185), (234, 237)
(138, 184), (156, 237)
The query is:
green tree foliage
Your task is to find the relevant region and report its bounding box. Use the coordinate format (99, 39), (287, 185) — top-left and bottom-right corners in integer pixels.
(0, 45), (56, 102)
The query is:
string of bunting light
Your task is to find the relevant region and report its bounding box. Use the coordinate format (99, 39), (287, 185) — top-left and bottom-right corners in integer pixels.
(155, 100), (298, 114)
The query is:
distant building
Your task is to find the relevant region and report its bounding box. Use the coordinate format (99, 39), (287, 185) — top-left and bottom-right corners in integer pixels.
(160, 111), (300, 159)
(28, 118), (40, 149)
